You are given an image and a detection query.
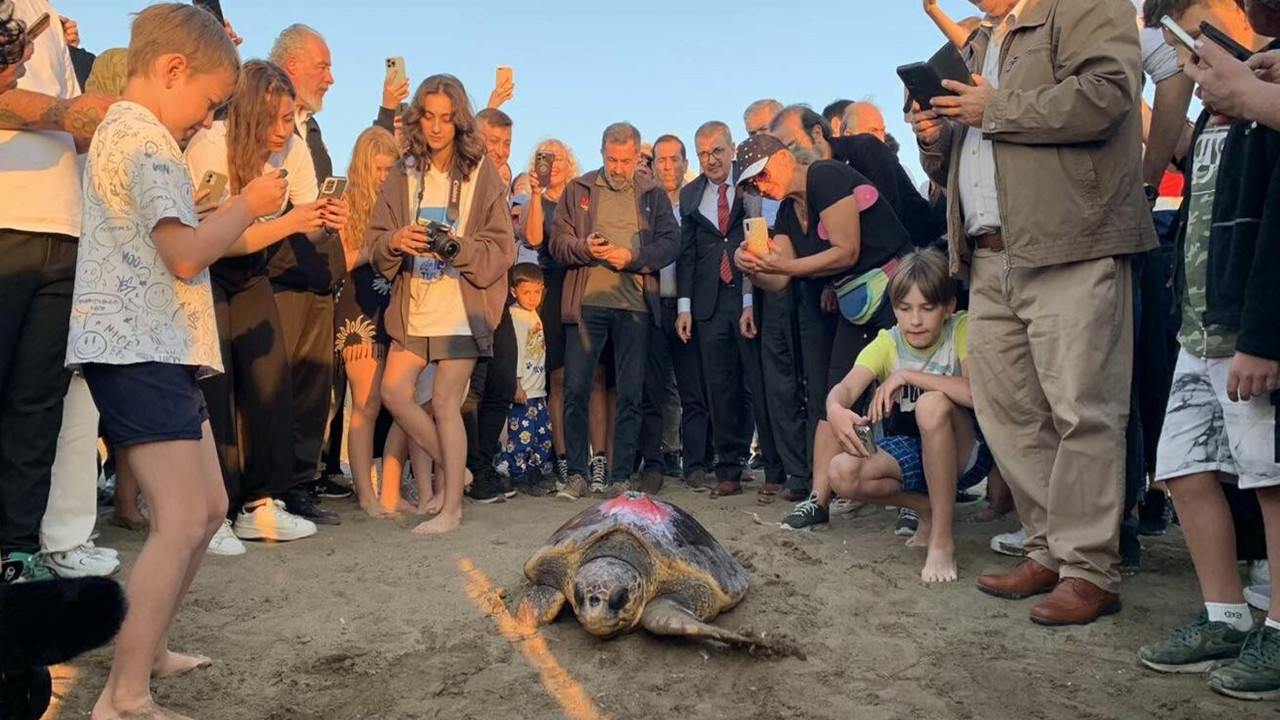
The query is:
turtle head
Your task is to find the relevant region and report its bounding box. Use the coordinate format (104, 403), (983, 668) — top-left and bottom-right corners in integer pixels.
(571, 557), (646, 637)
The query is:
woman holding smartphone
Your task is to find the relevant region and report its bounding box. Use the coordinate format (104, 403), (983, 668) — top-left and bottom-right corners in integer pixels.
(185, 60), (348, 555)
(336, 125), (403, 517)
(370, 74), (515, 536)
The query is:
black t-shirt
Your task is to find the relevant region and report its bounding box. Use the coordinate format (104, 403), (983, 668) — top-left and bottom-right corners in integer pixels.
(829, 135), (945, 248)
(537, 195), (558, 271)
(775, 160), (911, 276)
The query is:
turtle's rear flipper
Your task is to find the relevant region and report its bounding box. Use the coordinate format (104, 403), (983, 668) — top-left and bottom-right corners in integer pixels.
(640, 598), (805, 660)
(515, 584), (566, 628)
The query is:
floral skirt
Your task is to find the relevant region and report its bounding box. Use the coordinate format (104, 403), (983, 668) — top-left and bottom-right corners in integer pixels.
(335, 264), (393, 364)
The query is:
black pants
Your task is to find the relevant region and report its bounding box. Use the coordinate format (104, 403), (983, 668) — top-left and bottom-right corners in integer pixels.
(565, 306), (649, 482)
(202, 277), (295, 517)
(273, 286), (335, 491)
(697, 284), (776, 484)
(0, 231), (76, 554)
(464, 305), (517, 475)
(641, 300), (710, 475)
(755, 286), (810, 490)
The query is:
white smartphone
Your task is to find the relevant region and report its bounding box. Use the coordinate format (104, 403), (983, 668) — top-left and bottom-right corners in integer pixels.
(385, 56), (406, 87)
(194, 170), (227, 211)
(1160, 15), (1199, 55)
(318, 176), (348, 200)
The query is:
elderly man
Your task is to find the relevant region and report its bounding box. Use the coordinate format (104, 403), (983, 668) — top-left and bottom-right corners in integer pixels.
(911, 0), (1155, 625)
(265, 24), (356, 525)
(841, 101), (887, 141)
(550, 123), (681, 498)
(743, 98), (783, 137)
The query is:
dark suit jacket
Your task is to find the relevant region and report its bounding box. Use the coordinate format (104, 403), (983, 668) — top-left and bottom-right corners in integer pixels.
(677, 170), (746, 322)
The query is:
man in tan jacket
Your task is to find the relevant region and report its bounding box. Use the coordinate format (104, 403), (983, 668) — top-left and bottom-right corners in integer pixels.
(910, 0), (1156, 625)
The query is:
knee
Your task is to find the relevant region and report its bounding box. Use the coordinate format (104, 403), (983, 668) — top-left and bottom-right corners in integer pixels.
(206, 494), (229, 535)
(915, 391), (955, 433)
(381, 382), (409, 415)
(827, 454), (863, 498)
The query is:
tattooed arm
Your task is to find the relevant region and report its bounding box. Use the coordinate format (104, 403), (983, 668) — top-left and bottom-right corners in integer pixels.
(0, 90), (115, 152)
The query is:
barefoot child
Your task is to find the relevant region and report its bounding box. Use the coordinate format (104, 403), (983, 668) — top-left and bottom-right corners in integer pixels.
(66, 5), (287, 718)
(824, 249), (993, 583)
(504, 263), (556, 496)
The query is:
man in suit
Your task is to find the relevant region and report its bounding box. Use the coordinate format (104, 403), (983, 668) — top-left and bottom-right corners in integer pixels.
(675, 121), (781, 497)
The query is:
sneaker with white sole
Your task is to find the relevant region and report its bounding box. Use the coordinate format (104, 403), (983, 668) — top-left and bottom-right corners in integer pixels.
(44, 543), (121, 578)
(233, 499), (318, 542)
(990, 527), (1028, 557)
(894, 508), (919, 537)
(1246, 584), (1271, 612)
(780, 495), (829, 530)
(589, 454), (607, 492)
(207, 520), (246, 556)
(829, 497), (863, 517)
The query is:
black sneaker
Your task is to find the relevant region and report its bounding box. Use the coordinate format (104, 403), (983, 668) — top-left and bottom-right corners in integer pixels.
(313, 477), (354, 500)
(465, 469), (507, 504)
(955, 491), (983, 507)
(515, 470), (551, 498)
(780, 495), (829, 531)
(894, 508), (918, 537)
(555, 457), (569, 490)
(589, 454), (608, 493)
(284, 490), (341, 525)
(496, 470), (517, 499)
(1139, 488), (1172, 536)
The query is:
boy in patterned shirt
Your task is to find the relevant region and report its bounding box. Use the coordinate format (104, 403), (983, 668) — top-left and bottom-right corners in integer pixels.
(504, 263), (556, 497)
(64, 6), (287, 719)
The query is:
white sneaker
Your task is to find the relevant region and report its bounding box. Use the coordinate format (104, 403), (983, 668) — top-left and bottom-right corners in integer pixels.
(234, 499), (317, 542)
(990, 527), (1028, 557)
(1250, 560), (1271, 588)
(207, 520), (246, 556)
(44, 543), (121, 578)
(829, 496), (863, 517)
(1245, 584), (1271, 612)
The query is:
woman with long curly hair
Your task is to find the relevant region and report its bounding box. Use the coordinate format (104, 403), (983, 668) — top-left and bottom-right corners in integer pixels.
(335, 125), (402, 517)
(370, 74), (515, 535)
(185, 59), (348, 555)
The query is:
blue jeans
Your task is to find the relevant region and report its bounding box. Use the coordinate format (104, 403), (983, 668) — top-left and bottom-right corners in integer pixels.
(563, 306), (650, 482)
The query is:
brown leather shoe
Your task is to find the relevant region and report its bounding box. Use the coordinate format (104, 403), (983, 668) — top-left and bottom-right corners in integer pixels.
(710, 479), (743, 497)
(1029, 577), (1121, 626)
(758, 483), (784, 496)
(685, 469), (711, 492)
(781, 488), (808, 502)
(976, 560), (1058, 600)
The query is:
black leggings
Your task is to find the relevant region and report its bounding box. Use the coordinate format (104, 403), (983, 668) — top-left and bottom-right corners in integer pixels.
(464, 305), (518, 475)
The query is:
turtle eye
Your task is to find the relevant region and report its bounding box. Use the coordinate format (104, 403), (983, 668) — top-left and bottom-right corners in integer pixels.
(608, 588), (629, 611)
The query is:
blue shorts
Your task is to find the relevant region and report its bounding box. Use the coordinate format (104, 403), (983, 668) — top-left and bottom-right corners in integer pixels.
(82, 362), (209, 448)
(877, 434), (994, 495)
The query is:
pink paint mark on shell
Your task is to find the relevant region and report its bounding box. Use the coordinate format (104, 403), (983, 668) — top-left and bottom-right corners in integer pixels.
(600, 494), (670, 522)
(854, 185), (880, 212)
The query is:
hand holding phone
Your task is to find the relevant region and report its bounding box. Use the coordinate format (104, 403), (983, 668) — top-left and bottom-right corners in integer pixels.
(744, 217), (770, 257)
(534, 152), (554, 188)
(318, 176), (348, 201)
(194, 170), (228, 212)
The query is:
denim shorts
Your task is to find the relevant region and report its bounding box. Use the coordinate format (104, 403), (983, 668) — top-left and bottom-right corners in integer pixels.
(878, 434), (994, 495)
(81, 362), (209, 448)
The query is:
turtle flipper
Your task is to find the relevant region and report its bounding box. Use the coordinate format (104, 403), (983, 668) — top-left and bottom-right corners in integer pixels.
(640, 597), (805, 660)
(515, 584), (566, 627)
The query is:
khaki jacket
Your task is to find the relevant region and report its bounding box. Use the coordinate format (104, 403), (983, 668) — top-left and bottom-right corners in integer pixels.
(370, 157), (516, 356)
(919, 0), (1157, 278)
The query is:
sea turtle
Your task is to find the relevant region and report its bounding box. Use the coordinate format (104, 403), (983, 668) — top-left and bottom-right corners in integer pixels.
(516, 492), (802, 658)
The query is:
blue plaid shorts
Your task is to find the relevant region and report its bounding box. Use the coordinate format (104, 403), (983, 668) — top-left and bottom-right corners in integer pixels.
(877, 434), (994, 495)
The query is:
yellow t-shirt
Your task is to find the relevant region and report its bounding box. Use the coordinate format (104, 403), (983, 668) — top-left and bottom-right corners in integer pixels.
(855, 311), (969, 383)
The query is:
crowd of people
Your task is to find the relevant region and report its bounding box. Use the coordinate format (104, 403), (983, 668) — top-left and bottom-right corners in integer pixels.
(0, 0), (1278, 716)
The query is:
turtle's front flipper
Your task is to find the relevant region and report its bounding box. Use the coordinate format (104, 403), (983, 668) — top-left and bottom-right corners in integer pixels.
(640, 597), (805, 660)
(515, 584), (566, 627)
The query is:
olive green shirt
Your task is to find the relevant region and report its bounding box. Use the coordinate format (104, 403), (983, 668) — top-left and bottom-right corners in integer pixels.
(582, 172), (645, 312)
(1179, 126), (1237, 359)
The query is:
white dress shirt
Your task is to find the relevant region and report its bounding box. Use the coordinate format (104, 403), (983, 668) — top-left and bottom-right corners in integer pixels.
(957, 0), (1030, 237)
(659, 200), (679, 298)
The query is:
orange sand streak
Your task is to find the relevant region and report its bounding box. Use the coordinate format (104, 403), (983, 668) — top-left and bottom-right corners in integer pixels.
(457, 556), (607, 720)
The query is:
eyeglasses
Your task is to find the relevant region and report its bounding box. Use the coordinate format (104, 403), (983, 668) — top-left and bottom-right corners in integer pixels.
(697, 146), (731, 162)
(747, 165), (771, 190)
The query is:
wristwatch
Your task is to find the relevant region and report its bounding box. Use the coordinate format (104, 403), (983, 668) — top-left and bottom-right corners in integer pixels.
(1143, 183), (1159, 205)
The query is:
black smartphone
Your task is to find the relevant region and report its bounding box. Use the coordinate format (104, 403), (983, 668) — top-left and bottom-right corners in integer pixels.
(192, 0), (225, 24)
(1199, 21), (1253, 62)
(26, 12), (51, 39)
(897, 63), (952, 111)
(534, 152), (553, 187)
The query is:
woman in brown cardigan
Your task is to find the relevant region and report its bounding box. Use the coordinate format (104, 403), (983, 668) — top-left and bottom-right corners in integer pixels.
(369, 74), (515, 535)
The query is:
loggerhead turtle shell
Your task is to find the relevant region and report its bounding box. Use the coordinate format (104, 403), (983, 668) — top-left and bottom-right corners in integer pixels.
(524, 493), (749, 619)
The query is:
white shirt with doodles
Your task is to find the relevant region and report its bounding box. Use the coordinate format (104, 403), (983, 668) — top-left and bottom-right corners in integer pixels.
(66, 101), (222, 377)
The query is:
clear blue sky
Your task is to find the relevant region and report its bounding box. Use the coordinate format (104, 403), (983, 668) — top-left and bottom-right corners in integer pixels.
(55, 0), (986, 182)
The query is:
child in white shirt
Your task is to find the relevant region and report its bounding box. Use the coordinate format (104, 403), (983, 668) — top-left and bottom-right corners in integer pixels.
(503, 263), (555, 495)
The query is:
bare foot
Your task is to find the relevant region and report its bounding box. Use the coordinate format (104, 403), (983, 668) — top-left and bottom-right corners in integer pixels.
(398, 498), (421, 515)
(359, 500), (390, 519)
(421, 494), (444, 515)
(110, 511), (149, 532)
(920, 543), (958, 583)
(966, 505), (1006, 524)
(411, 512), (461, 536)
(93, 698), (196, 720)
(151, 650), (212, 679)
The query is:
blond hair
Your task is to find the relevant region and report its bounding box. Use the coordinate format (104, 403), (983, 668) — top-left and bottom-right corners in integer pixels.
(345, 126), (400, 253)
(127, 3), (239, 80)
(526, 138), (579, 188)
(889, 249), (954, 306)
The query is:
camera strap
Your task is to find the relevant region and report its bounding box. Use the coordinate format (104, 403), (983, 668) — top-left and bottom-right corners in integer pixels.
(412, 163), (463, 231)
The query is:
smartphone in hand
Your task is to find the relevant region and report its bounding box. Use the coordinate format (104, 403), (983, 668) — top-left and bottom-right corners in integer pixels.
(534, 152), (554, 187)
(385, 56), (407, 87)
(194, 170), (228, 212)
(496, 65), (513, 88)
(318, 176), (348, 201)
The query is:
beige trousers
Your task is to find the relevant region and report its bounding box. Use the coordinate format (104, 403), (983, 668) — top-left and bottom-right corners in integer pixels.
(39, 374), (101, 554)
(968, 249), (1133, 592)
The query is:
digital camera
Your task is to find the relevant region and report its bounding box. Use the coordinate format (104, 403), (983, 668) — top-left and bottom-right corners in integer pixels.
(417, 219), (461, 262)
